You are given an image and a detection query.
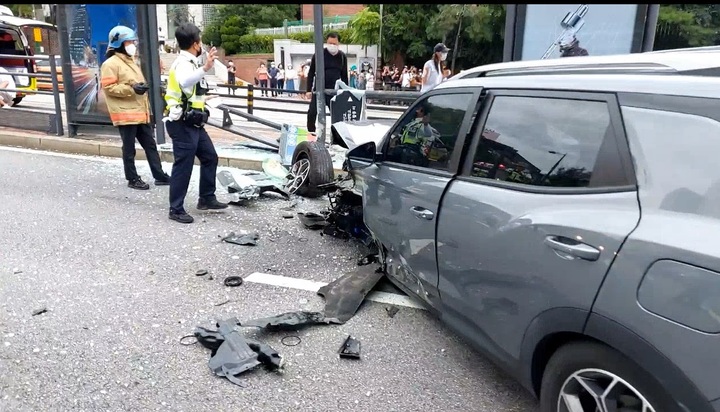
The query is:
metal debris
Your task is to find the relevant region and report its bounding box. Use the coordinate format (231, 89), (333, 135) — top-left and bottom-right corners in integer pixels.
(241, 311), (329, 331)
(221, 232), (260, 246)
(338, 335), (361, 359)
(31, 307), (48, 316)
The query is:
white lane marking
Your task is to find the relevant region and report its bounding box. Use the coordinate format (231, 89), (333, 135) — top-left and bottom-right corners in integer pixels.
(0, 145), (120, 163)
(244, 272), (426, 310)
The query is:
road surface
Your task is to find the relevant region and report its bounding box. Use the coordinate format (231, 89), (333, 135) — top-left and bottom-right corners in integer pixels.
(0, 147), (538, 412)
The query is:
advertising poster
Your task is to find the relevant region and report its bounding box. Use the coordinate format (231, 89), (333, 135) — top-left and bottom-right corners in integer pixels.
(58, 4), (138, 125)
(512, 4), (649, 61)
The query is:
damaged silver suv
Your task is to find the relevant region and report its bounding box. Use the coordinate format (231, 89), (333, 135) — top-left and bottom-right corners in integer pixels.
(342, 52), (720, 412)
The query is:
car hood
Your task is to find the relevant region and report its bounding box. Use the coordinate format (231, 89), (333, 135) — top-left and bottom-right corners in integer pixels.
(331, 119), (395, 151)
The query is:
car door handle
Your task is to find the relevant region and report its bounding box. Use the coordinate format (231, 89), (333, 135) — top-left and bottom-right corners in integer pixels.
(410, 206), (435, 221)
(544, 236), (600, 261)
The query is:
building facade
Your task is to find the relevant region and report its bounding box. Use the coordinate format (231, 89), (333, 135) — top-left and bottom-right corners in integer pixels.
(300, 4), (364, 23)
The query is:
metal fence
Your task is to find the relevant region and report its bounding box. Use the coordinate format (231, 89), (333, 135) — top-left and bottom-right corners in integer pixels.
(254, 22), (349, 36)
(206, 83), (420, 148)
(0, 53), (63, 136)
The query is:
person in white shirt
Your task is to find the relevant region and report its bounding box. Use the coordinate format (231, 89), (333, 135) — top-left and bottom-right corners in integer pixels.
(401, 67), (412, 89)
(0, 66), (16, 107)
(284, 64), (298, 95)
(421, 43), (449, 93)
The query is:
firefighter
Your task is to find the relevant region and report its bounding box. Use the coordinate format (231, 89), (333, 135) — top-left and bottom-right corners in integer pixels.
(100, 25), (170, 190)
(164, 22), (227, 224)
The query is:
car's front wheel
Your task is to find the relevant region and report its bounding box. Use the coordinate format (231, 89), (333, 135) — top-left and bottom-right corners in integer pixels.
(540, 341), (678, 412)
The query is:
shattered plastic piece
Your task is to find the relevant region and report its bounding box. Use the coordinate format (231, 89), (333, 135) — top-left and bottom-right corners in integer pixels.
(222, 232), (260, 246)
(194, 318), (262, 387)
(224, 276), (244, 287)
(385, 306), (400, 318)
(262, 158), (292, 182)
(357, 254), (378, 267)
(31, 307), (48, 316)
(282, 211), (295, 219)
(338, 335), (361, 359)
(297, 212), (327, 229)
(217, 170), (261, 200)
(241, 311), (328, 331)
(318, 266), (384, 324)
(195, 269), (209, 277)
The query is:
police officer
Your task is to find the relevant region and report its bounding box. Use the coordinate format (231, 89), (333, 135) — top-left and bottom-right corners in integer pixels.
(165, 22), (227, 224)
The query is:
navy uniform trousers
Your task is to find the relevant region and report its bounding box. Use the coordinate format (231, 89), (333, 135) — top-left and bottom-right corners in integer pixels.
(166, 119), (219, 214)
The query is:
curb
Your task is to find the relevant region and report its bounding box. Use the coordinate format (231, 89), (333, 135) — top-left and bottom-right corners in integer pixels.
(0, 132), (345, 176)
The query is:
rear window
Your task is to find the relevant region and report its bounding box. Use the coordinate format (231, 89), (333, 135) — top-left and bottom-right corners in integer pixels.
(0, 27), (23, 53)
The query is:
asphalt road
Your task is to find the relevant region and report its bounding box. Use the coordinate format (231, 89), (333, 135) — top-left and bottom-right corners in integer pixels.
(0, 147), (538, 412)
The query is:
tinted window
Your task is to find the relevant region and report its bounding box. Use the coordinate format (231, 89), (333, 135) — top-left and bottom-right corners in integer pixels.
(0, 28), (23, 52)
(471, 96), (612, 188)
(386, 93), (474, 171)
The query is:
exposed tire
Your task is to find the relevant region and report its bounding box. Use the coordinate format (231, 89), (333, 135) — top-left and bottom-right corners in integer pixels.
(11, 96), (22, 106)
(540, 341), (679, 412)
(290, 140), (334, 198)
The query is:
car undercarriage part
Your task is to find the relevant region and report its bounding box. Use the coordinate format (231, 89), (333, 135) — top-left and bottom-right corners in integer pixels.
(297, 212), (328, 229)
(338, 335), (361, 359)
(221, 232), (260, 246)
(217, 169), (290, 203)
(193, 318), (283, 387)
(240, 311), (329, 331)
(318, 265), (385, 324)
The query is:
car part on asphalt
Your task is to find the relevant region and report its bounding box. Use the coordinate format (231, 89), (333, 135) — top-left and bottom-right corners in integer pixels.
(179, 334), (198, 346)
(240, 311), (329, 331)
(289, 140), (334, 198)
(217, 169), (291, 202)
(282, 211), (294, 219)
(223, 276), (244, 287)
(357, 253), (378, 267)
(385, 306), (400, 318)
(338, 335), (361, 359)
(31, 307), (48, 316)
(221, 232), (259, 246)
(193, 318), (283, 387)
(318, 266), (385, 324)
(195, 269), (208, 277)
(280, 336), (302, 347)
(297, 212), (327, 229)
(325, 189), (372, 246)
(214, 299), (233, 307)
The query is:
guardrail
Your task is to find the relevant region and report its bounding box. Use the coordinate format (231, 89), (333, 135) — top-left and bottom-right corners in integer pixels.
(0, 53), (63, 136)
(206, 84), (420, 147)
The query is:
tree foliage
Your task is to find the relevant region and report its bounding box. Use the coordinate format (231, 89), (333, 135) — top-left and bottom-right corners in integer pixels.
(5, 4), (34, 18)
(655, 5), (720, 49)
(348, 8), (381, 49)
(203, 4), (300, 50)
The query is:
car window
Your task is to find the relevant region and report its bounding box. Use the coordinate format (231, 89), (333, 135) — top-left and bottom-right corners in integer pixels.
(470, 95), (613, 188)
(0, 28), (23, 52)
(385, 93), (474, 171)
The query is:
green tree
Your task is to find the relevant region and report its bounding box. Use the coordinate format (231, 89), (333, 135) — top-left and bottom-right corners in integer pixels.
(655, 5), (720, 50)
(203, 4), (300, 53)
(368, 4), (441, 63)
(6, 4), (34, 18)
(348, 8), (381, 50)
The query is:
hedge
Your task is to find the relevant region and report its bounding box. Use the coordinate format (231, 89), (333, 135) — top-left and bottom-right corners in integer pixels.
(225, 28), (353, 55)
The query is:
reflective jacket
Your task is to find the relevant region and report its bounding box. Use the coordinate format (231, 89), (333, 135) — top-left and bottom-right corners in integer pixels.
(165, 54), (205, 113)
(100, 53), (150, 126)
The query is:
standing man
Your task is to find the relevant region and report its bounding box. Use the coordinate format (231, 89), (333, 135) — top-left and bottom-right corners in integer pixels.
(305, 32), (348, 134)
(164, 22), (227, 224)
(268, 61), (279, 97)
(100, 25), (170, 190)
(226, 59), (237, 95)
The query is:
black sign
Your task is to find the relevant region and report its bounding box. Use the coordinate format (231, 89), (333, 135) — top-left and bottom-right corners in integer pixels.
(331, 90), (364, 124)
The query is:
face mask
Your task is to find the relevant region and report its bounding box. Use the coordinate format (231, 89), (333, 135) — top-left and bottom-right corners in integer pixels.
(440, 52), (448, 61)
(125, 44), (137, 57)
(195, 43), (203, 57)
(326, 44), (339, 55)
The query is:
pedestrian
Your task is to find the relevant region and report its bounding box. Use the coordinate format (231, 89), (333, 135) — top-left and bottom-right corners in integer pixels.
(276, 64), (285, 96)
(421, 43), (450, 93)
(164, 22), (228, 224)
(256, 63), (269, 97)
(284, 64), (298, 96)
(305, 32), (348, 133)
(0, 66), (16, 107)
(100, 25), (170, 191)
(226, 59), (236, 95)
(268, 61), (279, 97)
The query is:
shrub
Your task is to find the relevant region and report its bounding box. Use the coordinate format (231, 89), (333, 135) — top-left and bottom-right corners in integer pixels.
(226, 28), (354, 55)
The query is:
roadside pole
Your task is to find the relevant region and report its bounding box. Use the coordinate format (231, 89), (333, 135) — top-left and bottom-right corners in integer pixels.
(313, 4), (327, 144)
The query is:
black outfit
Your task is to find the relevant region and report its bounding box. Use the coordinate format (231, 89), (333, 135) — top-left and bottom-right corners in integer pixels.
(227, 67), (236, 95)
(166, 119), (220, 217)
(268, 67), (279, 97)
(118, 123), (169, 186)
(561, 44), (589, 57)
(306, 48), (348, 133)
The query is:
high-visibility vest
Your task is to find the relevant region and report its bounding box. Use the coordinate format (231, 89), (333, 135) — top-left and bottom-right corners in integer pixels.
(401, 118), (427, 144)
(165, 56), (205, 112)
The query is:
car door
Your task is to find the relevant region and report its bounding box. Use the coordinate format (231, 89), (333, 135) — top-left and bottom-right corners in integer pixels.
(357, 88), (481, 308)
(436, 90), (640, 367)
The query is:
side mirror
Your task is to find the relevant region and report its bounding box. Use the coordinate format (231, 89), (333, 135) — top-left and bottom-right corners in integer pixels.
(346, 141), (376, 170)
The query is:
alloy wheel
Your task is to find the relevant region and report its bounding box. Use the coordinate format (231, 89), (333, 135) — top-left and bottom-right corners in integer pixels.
(558, 368), (655, 412)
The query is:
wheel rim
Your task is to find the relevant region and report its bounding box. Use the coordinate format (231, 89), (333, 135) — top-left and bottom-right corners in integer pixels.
(557, 368), (656, 412)
(285, 158), (311, 194)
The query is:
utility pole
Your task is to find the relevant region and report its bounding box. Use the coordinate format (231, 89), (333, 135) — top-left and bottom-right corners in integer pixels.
(312, 4), (327, 144)
(378, 4), (383, 67)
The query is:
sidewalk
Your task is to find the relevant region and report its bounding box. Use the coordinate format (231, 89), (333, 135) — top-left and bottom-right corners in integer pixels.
(0, 125), (347, 174)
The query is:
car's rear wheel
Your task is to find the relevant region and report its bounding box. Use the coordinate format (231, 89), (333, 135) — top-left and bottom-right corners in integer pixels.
(540, 341), (677, 412)
(289, 140), (334, 198)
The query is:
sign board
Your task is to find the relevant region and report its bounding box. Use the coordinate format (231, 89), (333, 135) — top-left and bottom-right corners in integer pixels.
(57, 4), (139, 125)
(330, 89), (365, 125)
(33, 27), (42, 42)
(505, 4), (657, 61)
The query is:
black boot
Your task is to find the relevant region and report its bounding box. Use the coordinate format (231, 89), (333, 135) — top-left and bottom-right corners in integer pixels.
(197, 197), (229, 210)
(155, 173), (171, 186)
(169, 210), (194, 224)
(128, 178), (150, 190)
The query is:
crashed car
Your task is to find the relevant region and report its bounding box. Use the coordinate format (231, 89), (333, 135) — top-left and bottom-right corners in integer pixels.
(336, 51), (720, 412)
